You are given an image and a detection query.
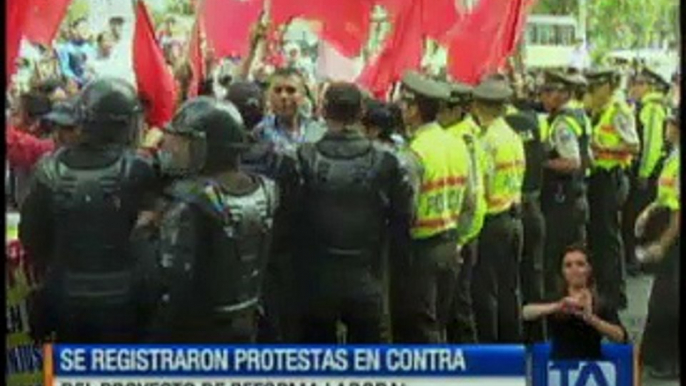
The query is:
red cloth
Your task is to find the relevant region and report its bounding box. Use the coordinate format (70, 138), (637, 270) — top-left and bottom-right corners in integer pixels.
(447, 0), (536, 85)
(6, 0), (32, 86)
(6, 126), (55, 170)
(133, 0), (178, 128)
(357, 0), (422, 99)
(202, 0), (263, 59)
(187, 18), (204, 99)
(271, 0), (371, 57)
(23, 0), (72, 46)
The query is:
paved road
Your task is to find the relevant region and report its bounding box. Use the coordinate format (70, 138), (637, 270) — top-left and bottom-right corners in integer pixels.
(621, 274), (680, 386)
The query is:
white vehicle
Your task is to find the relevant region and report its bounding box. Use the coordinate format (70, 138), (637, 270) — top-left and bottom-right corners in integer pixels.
(523, 15), (579, 69)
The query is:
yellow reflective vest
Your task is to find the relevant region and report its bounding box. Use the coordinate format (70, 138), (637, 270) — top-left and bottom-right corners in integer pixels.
(637, 92), (668, 179)
(592, 99), (637, 170)
(409, 123), (470, 239)
(656, 148), (680, 211)
(446, 117), (487, 244)
(479, 118), (526, 215)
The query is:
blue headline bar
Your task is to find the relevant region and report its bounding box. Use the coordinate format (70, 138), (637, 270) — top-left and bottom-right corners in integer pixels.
(51, 344), (526, 377)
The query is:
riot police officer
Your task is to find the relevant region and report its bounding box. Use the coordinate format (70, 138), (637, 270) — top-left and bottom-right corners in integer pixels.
(585, 69), (639, 310)
(227, 81), (300, 343)
(149, 97), (278, 343)
(470, 78), (526, 343)
(538, 71), (592, 300)
(504, 110), (546, 343)
(622, 67), (670, 275)
(295, 82), (414, 343)
(393, 72), (476, 343)
(437, 81), (485, 344)
(20, 78), (157, 343)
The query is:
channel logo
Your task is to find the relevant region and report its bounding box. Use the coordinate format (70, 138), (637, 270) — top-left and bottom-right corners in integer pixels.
(547, 361), (617, 386)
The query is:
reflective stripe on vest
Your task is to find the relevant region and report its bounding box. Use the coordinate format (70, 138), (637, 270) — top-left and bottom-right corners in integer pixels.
(538, 113), (550, 143)
(481, 119), (526, 215)
(656, 149), (680, 211)
(592, 101), (634, 170)
(410, 124), (470, 239)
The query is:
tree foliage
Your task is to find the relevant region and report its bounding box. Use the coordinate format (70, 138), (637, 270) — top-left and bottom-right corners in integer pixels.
(534, 0), (679, 51)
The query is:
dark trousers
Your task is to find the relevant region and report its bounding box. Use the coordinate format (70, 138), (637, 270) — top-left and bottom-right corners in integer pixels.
(541, 194), (588, 299)
(446, 240), (478, 343)
(298, 261), (383, 344)
(641, 239), (680, 369)
(587, 168), (630, 309)
(157, 309), (258, 343)
(621, 173), (658, 271)
(520, 198), (546, 343)
(55, 305), (139, 343)
(473, 211), (523, 343)
(392, 232), (461, 343)
(257, 252), (299, 343)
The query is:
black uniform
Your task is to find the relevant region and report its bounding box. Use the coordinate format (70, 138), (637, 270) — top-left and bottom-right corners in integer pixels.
(505, 111), (546, 343)
(148, 97), (279, 343)
(242, 140), (301, 343)
(295, 129), (413, 343)
(19, 78), (157, 343)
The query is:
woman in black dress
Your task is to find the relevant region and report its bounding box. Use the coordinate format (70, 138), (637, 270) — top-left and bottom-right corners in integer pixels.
(522, 244), (627, 359)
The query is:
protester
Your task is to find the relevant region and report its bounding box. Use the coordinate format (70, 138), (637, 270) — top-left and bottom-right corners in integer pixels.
(254, 67), (326, 153)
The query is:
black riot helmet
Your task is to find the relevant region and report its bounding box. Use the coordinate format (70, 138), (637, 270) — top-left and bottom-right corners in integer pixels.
(163, 96), (247, 175)
(75, 77), (143, 147)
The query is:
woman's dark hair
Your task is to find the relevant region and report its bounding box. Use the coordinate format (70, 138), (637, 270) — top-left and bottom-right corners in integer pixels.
(556, 243), (600, 312)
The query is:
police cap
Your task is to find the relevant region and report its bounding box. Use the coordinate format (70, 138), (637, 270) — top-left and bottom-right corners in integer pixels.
(438, 80), (473, 103)
(585, 68), (619, 85)
(542, 71), (573, 91)
(639, 67), (670, 88)
(472, 78), (513, 102)
(401, 71), (448, 100)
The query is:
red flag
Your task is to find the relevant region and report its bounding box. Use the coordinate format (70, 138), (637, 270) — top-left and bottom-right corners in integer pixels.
(357, 0), (423, 99)
(23, 0), (72, 46)
(187, 17), (204, 99)
(133, 0), (177, 127)
(447, 0), (536, 84)
(6, 0), (32, 85)
(422, 0), (463, 41)
(202, 0), (264, 59)
(271, 0), (370, 57)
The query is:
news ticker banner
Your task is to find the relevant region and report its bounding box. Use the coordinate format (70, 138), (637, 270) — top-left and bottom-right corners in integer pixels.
(44, 345), (527, 386)
(42, 344), (636, 386)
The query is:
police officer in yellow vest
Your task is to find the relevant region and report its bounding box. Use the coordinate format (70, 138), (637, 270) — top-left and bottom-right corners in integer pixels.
(391, 71), (476, 343)
(437, 80), (486, 344)
(504, 110), (546, 343)
(635, 113), (680, 379)
(622, 67), (670, 276)
(585, 69), (639, 310)
(471, 78), (526, 343)
(538, 71), (592, 300)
